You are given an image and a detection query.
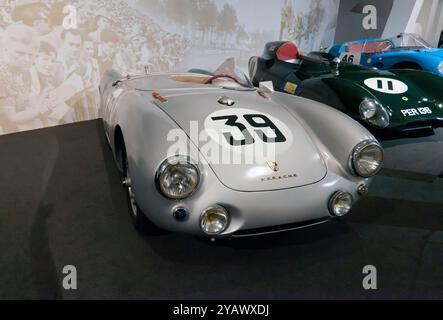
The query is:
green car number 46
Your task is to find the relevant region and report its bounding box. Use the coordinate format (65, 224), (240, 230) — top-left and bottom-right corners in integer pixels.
(249, 41), (443, 139)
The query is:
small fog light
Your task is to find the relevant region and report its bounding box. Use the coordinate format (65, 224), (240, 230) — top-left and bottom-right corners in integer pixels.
(329, 191), (353, 217)
(200, 205), (230, 235)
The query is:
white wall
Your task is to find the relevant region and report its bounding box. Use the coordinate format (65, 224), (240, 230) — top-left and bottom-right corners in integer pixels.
(404, 0), (443, 46)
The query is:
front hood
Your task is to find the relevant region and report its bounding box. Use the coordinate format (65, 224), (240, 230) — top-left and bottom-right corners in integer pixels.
(154, 90), (327, 192)
(337, 68), (443, 126)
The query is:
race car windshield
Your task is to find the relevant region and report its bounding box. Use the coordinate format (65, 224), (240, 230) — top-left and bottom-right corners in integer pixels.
(346, 40), (392, 54)
(345, 34), (431, 54)
(390, 33), (431, 49)
(205, 57), (254, 90)
(172, 58), (254, 91)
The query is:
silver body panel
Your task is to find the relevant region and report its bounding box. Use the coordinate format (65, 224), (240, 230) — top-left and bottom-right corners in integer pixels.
(99, 71), (377, 237)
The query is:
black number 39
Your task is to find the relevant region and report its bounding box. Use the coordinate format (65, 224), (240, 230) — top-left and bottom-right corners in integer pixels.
(211, 114), (287, 146)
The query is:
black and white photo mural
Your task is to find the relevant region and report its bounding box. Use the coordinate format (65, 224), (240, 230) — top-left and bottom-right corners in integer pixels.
(2, 0), (434, 136)
(0, 0), (340, 135)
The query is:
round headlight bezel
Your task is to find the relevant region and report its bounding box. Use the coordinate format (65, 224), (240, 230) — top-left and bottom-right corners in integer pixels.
(438, 61), (443, 74)
(200, 205), (230, 236)
(359, 99), (390, 129)
(329, 191), (353, 217)
(155, 155), (201, 200)
(350, 140), (384, 178)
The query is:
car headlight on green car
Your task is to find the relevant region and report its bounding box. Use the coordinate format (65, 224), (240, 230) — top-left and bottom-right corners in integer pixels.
(359, 99), (390, 128)
(438, 61), (443, 74)
(156, 156), (200, 200)
(350, 140), (384, 178)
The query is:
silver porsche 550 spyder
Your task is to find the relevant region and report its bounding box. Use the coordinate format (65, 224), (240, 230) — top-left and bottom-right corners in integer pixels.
(99, 58), (383, 239)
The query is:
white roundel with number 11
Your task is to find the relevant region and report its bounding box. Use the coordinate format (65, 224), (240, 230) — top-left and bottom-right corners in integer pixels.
(364, 77), (408, 94)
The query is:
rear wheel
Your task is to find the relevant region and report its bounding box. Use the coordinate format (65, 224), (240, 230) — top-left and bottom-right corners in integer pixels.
(120, 142), (162, 235)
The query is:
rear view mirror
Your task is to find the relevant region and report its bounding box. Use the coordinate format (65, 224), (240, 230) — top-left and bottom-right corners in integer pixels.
(259, 81), (274, 93)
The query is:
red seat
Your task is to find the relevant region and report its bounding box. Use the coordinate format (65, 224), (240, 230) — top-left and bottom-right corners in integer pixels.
(277, 42), (300, 62)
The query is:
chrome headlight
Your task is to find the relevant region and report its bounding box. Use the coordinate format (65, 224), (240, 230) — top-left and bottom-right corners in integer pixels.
(359, 99), (390, 128)
(438, 61), (443, 74)
(200, 205), (230, 235)
(350, 140), (384, 178)
(329, 191), (353, 217)
(156, 156), (200, 200)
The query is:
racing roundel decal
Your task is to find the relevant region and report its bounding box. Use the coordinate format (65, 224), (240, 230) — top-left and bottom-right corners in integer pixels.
(364, 77), (408, 94)
(204, 108), (293, 154)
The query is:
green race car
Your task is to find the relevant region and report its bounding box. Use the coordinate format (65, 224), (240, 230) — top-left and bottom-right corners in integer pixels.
(249, 41), (443, 139)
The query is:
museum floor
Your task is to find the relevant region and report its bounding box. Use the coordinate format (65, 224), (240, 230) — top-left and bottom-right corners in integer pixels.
(1, 120), (442, 299)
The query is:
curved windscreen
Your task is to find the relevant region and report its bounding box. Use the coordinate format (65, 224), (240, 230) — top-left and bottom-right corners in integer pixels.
(345, 33), (431, 55)
(345, 40), (393, 54)
(125, 58), (254, 92)
(172, 57), (254, 91)
(389, 33), (431, 49)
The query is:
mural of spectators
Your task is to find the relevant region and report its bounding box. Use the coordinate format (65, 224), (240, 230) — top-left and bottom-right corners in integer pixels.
(82, 40), (101, 118)
(88, 14), (112, 43)
(0, 23), (47, 134)
(0, 0), (192, 135)
(58, 29), (87, 122)
(10, 1), (51, 36)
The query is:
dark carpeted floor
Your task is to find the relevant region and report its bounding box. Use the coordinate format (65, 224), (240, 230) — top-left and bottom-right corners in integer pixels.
(0, 120), (442, 300)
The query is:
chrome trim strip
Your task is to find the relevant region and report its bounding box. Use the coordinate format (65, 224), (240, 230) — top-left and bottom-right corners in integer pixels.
(230, 219), (330, 238)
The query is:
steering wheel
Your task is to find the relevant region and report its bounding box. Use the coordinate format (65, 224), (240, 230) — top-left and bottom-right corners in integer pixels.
(205, 74), (240, 85)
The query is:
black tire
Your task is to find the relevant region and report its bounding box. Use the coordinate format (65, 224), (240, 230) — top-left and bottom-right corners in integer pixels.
(120, 142), (162, 235)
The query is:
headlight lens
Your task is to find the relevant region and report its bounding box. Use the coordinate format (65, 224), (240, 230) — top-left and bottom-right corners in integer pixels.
(360, 99), (378, 119)
(329, 191), (353, 217)
(156, 156), (200, 200)
(439, 62), (443, 74)
(351, 140), (384, 178)
(359, 99), (390, 128)
(200, 205), (230, 235)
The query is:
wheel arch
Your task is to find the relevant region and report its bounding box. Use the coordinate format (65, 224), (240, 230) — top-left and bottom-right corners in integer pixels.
(391, 61), (423, 70)
(114, 124), (125, 172)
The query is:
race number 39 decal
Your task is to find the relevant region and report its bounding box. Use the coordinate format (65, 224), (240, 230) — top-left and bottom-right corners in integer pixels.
(204, 108), (292, 152)
(211, 114), (287, 146)
(364, 77), (408, 94)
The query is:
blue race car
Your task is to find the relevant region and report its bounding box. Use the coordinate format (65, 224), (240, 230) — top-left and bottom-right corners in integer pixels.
(329, 33), (443, 76)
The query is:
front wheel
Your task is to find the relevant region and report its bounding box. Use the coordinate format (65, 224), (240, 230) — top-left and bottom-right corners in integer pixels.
(120, 143), (162, 235)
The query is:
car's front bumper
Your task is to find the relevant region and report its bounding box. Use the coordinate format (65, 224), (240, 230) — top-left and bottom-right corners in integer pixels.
(138, 170), (370, 238)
